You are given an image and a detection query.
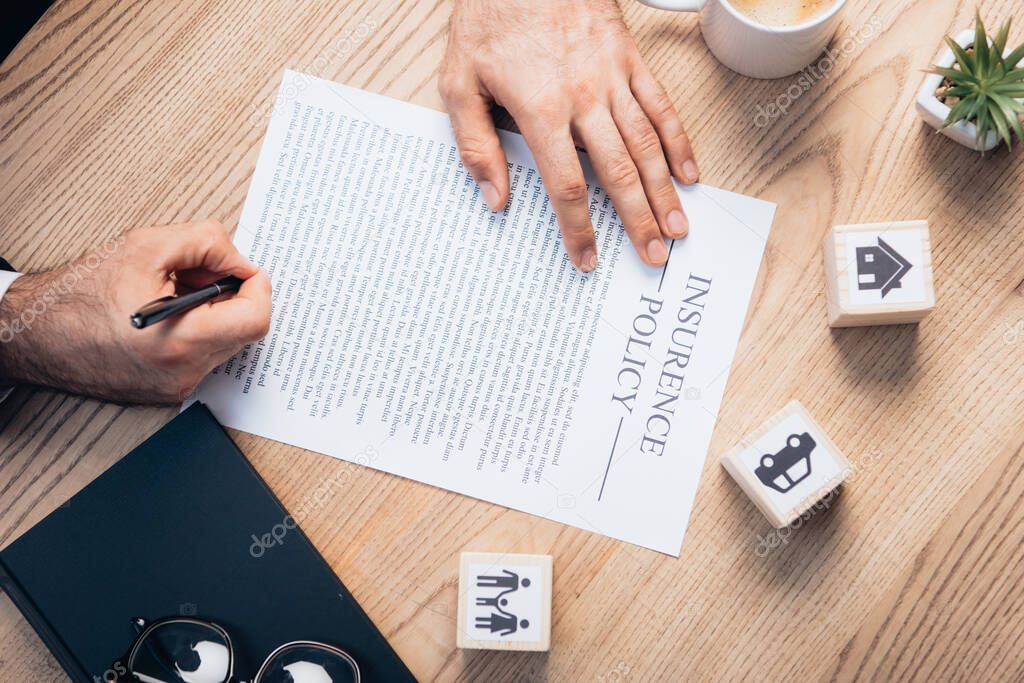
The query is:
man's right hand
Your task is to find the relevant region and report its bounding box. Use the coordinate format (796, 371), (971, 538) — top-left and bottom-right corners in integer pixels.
(441, 0), (699, 273)
(0, 220), (272, 404)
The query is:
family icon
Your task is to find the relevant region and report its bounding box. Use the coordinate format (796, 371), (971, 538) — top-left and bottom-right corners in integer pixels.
(458, 552), (553, 651)
(474, 569), (532, 636)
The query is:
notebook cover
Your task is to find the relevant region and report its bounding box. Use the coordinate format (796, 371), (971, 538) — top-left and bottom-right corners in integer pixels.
(0, 402), (416, 682)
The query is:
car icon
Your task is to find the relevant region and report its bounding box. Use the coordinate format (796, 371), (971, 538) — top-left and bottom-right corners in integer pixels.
(754, 432), (816, 493)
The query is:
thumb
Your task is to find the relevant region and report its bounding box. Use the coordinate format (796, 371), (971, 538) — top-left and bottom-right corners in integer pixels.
(441, 75), (509, 212)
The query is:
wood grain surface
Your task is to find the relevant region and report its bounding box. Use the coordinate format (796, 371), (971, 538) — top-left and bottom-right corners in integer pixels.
(2, 1), (1023, 680)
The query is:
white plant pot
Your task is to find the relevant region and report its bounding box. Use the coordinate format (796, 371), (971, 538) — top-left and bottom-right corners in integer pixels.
(915, 29), (1000, 152)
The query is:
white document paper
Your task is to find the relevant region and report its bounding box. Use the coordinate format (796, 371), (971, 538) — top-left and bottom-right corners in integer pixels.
(189, 70), (775, 555)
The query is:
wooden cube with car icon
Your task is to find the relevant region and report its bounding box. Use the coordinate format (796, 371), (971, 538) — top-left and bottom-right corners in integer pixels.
(720, 401), (853, 528)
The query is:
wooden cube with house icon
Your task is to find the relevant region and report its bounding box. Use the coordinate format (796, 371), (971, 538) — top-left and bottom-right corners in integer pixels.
(457, 552), (552, 651)
(823, 220), (935, 327)
(720, 401), (853, 528)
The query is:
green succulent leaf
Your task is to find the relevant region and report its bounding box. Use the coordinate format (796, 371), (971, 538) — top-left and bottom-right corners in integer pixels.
(944, 98), (973, 126)
(994, 18), (1011, 56)
(974, 13), (990, 73)
(992, 92), (1024, 113)
(998, 70), (1024, 83)
(943, 86), (974, 98)
(1006, 43), (1024, 70)
(946, 36), (976, 73)
(932, 66), (979, 84)
(1005, 106), (1024, 144)
(965, 95), (986, 123)
(987, 100), (1012, 147)
(992, 86), (1024, 98)
(975, 104), (991, 144)
(991, 94), (1024, 146)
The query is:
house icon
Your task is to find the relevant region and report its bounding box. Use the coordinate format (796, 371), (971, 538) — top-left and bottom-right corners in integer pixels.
(855, 237), (913, 298)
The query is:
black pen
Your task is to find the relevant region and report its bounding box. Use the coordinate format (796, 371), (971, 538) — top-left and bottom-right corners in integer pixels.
(130, 275), (244, 329)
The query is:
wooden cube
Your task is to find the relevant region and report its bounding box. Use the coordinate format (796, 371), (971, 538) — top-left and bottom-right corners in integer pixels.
(720, 401), (853, 528)
(457, 552), (552, 651)
(823, 220), (934, 327)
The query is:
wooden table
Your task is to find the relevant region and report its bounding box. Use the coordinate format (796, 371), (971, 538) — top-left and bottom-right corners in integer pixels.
(2, 1), (1023, 680)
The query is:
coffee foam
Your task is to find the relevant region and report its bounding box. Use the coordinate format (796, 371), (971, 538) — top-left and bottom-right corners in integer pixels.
(728, 0), (835, 27)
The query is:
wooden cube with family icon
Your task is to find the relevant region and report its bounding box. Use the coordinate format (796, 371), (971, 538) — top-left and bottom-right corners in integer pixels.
(823, 220), (935, 327)
(457, 552), (552, 652)
(720, 401), (853, 528)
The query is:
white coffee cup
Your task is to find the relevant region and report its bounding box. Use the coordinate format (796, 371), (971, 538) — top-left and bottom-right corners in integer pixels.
(638, 0), (847, 79)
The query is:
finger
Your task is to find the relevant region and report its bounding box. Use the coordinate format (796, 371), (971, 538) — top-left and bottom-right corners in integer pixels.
(518, 121), (597, 271)
(440, 73), (510, 211)
(574, 109), (667, 267)
(155, 220), (259, 280)
(630, 66), (699, 184)
(611, 92), (689, 239)
(177, 269), (273, 347)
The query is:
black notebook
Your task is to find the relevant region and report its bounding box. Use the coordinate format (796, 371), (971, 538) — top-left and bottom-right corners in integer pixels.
(0, 402), (415, 682)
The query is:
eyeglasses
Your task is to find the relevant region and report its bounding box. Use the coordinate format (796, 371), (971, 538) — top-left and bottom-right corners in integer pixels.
(107, 616), (360, 683)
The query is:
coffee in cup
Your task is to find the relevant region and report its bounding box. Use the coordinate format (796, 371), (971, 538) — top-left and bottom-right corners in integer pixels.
(729, 0), (838, 27)
(637, 0), (848, 79)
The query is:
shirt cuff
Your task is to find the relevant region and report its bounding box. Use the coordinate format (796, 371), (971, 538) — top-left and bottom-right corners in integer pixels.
(0, 269), (20, 300)
(0, 269), (22, 402)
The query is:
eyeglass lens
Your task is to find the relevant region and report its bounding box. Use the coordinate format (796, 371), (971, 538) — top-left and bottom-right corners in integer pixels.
(256, 644), (359, 683)
(129, 620), (231, 683)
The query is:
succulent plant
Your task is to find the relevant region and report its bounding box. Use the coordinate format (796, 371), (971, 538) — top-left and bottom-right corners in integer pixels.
(931, 13), (1024, 151)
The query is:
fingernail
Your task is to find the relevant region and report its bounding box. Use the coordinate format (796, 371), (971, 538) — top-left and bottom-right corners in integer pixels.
(480, 181), (501, 211)
(647, 239), (668, 265)
(667, 209), (688, 238)
(579, 248), (598, 273)
(682, 160), (699, 184)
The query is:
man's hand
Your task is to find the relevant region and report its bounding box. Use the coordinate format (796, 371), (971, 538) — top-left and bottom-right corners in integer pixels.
(0, 220), (272, 404)
(440, 0), (699, 272)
